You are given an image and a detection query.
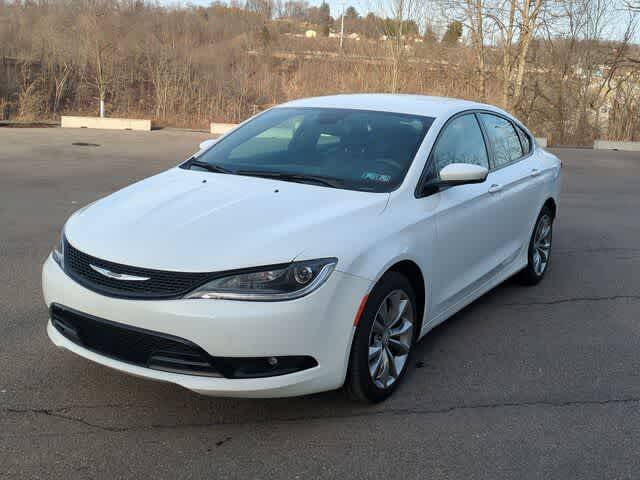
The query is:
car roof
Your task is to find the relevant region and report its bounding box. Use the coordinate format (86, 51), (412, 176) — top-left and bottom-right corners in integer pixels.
(276, 94), (507, 120)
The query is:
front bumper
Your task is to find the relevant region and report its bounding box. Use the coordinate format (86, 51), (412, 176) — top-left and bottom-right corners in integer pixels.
(43, 255), (371, 397)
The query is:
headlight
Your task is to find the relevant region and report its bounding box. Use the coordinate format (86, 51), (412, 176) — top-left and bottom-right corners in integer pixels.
(50, 203), (95, 270)
(51, 229), (65, 269)
(185, 258), (337, 301)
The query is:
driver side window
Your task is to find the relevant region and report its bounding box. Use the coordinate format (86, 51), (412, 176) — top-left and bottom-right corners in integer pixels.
(432, 114), (489, 174)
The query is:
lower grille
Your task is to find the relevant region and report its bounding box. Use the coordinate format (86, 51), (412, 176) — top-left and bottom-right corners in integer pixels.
(50, 304), (318, 378)
(51, 304), (222, 377)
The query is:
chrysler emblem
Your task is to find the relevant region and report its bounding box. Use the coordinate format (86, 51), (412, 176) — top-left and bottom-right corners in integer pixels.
(89, 264), (150, 281)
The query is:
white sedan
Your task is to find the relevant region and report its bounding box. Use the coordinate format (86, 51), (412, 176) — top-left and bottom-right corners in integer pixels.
(43, 94), (561, 402)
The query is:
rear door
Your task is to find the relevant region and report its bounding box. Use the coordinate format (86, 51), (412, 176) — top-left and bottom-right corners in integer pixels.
(477, 113), (544, 269)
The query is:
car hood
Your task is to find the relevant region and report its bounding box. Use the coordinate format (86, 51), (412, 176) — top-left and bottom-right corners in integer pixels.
(65, 168), (389, 272)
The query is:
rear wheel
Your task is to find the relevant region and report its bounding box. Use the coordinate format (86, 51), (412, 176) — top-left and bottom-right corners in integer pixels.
(345, 272), (417, 403)
(517, 206), (554, 285)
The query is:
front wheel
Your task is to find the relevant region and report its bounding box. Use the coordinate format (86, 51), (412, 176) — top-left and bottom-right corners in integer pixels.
(345, 272), (417, 403)
(517, 206), (554, 285)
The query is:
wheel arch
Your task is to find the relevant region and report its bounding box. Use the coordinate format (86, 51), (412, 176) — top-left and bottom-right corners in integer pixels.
(384, 260), (427, 339)
(543, 197), (557, 219)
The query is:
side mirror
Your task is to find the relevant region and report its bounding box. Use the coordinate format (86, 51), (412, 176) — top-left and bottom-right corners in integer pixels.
(439, 163), (488, 185)
(420, 163), (488, 196)
(198, 139), (218, 151)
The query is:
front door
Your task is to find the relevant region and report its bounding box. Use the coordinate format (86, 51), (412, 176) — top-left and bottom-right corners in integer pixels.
(428, 113), (502, 316)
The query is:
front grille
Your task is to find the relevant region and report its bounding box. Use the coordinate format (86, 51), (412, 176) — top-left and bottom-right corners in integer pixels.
(63, 237), (214, 299)
(51, 304), (318, 379)
(50, 304), (222, 377)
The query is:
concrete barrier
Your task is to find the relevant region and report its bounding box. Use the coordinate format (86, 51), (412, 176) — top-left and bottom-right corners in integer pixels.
(535, 137), (548, 148)
(210, 123), (237, 135)
(61, 116), (152, 131)
(594, 140), (640, 152)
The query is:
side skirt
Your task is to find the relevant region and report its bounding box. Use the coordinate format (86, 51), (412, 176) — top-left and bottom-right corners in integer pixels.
(418, 254), (527, 340)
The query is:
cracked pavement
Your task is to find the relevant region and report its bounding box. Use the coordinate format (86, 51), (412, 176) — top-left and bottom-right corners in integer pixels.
(2, 128), (640, 479)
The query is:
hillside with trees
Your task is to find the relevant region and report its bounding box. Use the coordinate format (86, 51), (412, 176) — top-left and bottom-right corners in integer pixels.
(1, 0), (639, 145)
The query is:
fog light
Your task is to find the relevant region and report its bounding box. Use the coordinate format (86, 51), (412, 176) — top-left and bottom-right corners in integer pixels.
(215, 355), (318, 378)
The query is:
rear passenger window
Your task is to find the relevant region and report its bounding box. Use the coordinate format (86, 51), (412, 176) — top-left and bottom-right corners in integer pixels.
(479, 114), (523, 168)
(432, 114), (489, 172)
(515, 125), (532, 155)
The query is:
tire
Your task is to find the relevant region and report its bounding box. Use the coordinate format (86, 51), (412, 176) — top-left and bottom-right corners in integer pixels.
(517, 205), (554, 285)
(345, 271), (417, 403)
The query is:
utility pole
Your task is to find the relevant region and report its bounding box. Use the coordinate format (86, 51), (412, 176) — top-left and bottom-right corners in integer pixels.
(339, 1), (345, 50)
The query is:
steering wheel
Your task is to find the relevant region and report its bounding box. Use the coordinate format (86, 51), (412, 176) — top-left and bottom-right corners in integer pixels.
(374, 158), (403, 172)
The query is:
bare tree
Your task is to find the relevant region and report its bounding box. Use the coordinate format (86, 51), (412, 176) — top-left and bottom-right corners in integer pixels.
(76, 6), (118, 117)
(510, 0), (546, 112)
(373, 0), (426, 92)
(52, 61), (73, 116)
(625, 1), (640, 11)
(442, 0), (548, 110)
(588, 2), (638, 137)
(440, 0), (489, 100)
(487, 0), (517, 107)
(17, 64), (42, 120)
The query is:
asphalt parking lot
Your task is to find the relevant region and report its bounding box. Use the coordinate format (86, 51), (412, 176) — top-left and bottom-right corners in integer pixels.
(2, 127), (640, 479)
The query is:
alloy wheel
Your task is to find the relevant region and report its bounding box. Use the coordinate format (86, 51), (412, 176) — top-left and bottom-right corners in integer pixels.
(533, 214), (552, 276)
(368, 289), (414, 389)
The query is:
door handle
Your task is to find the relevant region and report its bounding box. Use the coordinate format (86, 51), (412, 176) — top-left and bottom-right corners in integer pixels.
(488, 184), (503, 194)
(530, 168), (541, 177)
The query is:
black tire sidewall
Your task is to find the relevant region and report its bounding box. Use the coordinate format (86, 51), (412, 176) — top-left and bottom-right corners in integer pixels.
(347, 271), (417, 403)
(524, 207), (553, 283)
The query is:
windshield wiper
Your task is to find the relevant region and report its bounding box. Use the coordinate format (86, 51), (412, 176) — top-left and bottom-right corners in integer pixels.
(189, 159), (233, 174)
(235, 170), (344, 189)
(188, 162), (344, 189)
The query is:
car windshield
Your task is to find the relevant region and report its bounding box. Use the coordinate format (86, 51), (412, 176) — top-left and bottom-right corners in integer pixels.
(190, 107), (434, 193)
